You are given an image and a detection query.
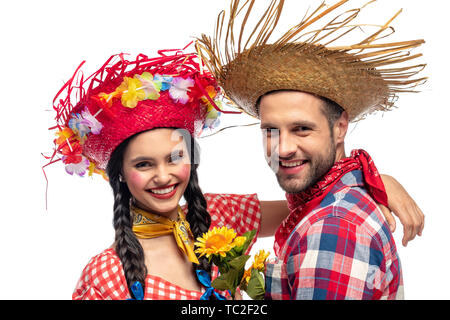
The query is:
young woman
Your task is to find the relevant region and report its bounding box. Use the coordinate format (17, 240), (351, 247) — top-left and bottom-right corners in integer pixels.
(45, 49), (423, 300)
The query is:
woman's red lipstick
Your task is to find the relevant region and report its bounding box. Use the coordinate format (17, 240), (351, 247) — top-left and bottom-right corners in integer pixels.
(146, 183), (178, 200)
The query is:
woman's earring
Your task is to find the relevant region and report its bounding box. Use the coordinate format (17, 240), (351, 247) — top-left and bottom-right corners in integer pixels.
(119, 175), (125, 183)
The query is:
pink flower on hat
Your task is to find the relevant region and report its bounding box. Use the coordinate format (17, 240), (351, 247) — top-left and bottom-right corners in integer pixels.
(65, 156), (90, 176)
(80, 107), (103, 135)
(169, 77), (194, 104)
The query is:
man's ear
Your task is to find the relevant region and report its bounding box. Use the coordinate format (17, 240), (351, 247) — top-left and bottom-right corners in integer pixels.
(333, 111), (349, 144)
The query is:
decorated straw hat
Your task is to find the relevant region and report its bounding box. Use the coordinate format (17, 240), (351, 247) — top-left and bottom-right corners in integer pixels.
(197, 0), (427, 120)
(44, 45), (234, 179)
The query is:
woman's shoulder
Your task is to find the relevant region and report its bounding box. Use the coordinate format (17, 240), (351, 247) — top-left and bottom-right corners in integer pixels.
(203, 193), (260, 209)
(182, 193), (260, 221)
(203, 193), (261, 238)
(82, 248), (121, 274)
(72, 247), (128, 300)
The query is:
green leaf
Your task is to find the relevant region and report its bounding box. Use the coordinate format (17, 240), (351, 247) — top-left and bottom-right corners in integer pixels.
(211, 255), (250, 296)
(211, 255), (229, 274)
(240, 229), (257, 254)
(211, 271), (239, 296)
(211, 274), (234, 292)
(229, 254), (251, 270)
(245, 269), (265, 300)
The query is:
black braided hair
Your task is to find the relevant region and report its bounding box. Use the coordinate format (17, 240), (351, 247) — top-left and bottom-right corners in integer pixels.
(106, 135), (147, 299)
(105, 129), (212, 299)
(179, 130), (212, 275)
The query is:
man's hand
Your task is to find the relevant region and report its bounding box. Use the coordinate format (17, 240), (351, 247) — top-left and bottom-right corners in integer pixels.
(380, 174), (425, 246)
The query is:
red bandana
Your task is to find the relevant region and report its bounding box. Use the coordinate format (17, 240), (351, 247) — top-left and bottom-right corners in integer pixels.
(274, 149), (388, 256)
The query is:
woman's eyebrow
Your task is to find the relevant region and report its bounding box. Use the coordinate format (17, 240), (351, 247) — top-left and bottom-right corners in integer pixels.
(130, 149), (184, 163)
(130, 156), (154, 163)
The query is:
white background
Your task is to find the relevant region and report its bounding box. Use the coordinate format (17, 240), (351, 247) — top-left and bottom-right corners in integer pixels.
(0, 0), (448, 299)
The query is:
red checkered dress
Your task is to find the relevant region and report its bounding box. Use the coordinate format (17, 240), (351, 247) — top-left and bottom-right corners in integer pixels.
(72, 193), (261, 300)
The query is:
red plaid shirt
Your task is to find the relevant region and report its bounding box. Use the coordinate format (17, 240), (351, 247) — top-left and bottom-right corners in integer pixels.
(265, 171), (404, 300)
(73, 193), (261, 300)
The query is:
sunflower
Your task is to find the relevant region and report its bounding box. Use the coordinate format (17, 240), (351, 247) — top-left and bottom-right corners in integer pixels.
(194, 226), (238, 258)
(252, 250), (270, 271)
(241, 268), (252, 285)
(241, 250), (270, 285)
(232, 236), (246, 248)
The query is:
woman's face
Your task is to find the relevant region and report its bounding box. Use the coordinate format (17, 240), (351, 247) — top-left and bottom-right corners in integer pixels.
(122, 128), (191, 219)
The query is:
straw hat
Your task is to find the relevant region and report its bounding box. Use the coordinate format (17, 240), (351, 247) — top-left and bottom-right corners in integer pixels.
(197, 0), (426, 120)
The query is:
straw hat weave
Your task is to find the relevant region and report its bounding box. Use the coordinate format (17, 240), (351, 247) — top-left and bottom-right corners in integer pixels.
(197, 0), (426, 120)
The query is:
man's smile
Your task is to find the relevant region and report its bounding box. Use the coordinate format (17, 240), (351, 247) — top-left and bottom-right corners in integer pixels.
(279, 159), (309, 175)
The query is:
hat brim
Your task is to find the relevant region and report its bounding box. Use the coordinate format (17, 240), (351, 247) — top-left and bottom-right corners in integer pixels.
(197, 0), (426, 122)
(221, 43), (390, 120)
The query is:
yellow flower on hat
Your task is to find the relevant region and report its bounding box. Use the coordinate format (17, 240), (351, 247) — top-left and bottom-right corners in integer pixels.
(98, 90), (122, 107)
(119, 77), (146, 108)
(55, 127), (74, 145)
(87, 161), (96, 176)
(194, 226), (238, 258)
(201, 85), (218, 105)
(135, 72), (162, 101)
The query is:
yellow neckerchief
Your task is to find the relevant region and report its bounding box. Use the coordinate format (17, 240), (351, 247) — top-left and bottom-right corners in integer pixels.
(131, 205), (199, 264)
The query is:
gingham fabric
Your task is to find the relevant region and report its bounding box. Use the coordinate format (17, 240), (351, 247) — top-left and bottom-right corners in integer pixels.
(72, 193), (261, 300)
(265, 170), (404, 300)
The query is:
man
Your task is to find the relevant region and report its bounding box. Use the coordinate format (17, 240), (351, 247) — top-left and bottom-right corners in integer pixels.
(260, 90), (403, 299)
(198, 0), (426, 299)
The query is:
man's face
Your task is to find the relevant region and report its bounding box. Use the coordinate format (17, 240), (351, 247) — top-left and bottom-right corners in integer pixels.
(259, 91), (338, 193)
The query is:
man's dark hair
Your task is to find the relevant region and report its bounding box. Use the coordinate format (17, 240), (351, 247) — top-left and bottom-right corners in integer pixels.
(255, 90), (345, 133)
(319, 96), (345, 133)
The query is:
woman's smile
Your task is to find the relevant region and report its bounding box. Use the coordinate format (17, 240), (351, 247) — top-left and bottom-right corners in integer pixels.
(146, 183), (179, 199)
